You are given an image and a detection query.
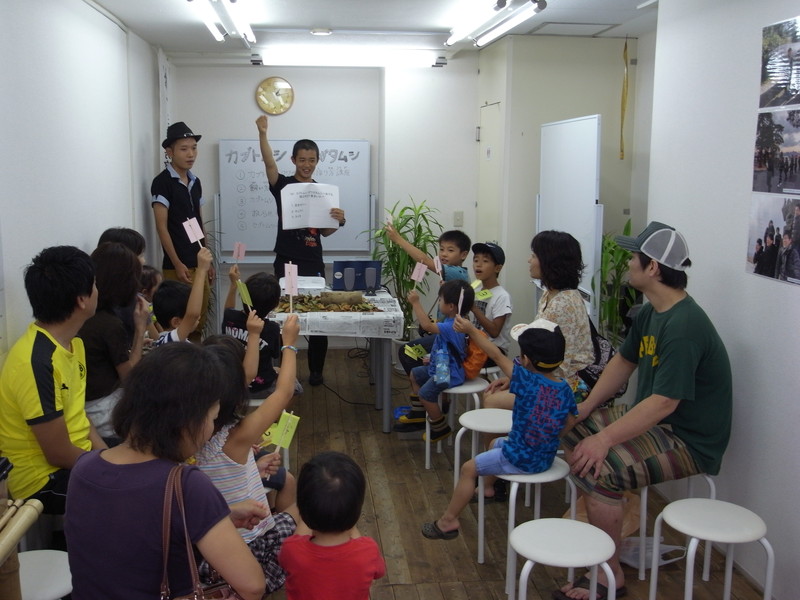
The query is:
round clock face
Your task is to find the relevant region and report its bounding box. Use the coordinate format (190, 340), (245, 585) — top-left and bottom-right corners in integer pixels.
(256, 76), (294, 115)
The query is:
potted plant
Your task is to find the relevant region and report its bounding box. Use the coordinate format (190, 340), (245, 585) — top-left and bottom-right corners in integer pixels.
(369, 198), (444, 340)
(594, 219), (638, 345)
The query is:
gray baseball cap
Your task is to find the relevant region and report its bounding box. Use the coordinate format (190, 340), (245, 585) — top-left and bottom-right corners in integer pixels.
(615, 221), (691, 271)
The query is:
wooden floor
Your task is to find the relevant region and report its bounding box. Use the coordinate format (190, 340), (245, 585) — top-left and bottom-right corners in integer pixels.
(270, 347), (764, 600)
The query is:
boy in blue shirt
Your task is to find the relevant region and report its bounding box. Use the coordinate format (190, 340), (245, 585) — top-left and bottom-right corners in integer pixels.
(384, 224), (472, 396)
(395, 280), (475, 442)
(421, 317), (577, 540)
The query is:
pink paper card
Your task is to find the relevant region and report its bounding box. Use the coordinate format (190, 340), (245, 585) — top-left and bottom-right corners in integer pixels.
(182, 218), (204, 244)
(233, 242), (246, 261)
(410, 261), (427, 282)
(457, 288), (465, 315)
(433, 256), (442, 277)
(284, 263), (299, 296)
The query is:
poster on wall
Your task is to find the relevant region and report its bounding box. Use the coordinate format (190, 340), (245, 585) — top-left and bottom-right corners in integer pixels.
(748, 16), (800, 286)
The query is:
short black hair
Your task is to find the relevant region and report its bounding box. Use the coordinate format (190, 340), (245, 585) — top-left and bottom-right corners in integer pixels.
(756, 238), (763, 246)
(112, 344), (225, 462)
(97, 227), (146, 256)
(140, 264), (162, 293)
(152, 280), (190, 328)
(439, 230), (471, 253)
(292, 139), (319, 160)
(91, 242), (141, 311)
(531, 231), (585, 290)
(438, 279), (474, 317)
(297, 452), (365, 533)
(201, 338), (249, 432)
(518, 325), (565, 373)
(635, 252), (689, 290)
(24, 246), (95, 324)
(245, 272), (281, 317)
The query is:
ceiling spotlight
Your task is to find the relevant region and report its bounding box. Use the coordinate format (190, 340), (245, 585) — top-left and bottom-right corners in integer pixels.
(494, 0), (507, 10)
(533, 0), (547, 8)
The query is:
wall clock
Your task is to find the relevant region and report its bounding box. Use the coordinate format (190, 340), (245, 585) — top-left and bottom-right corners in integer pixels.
(256, 76), (294, 115)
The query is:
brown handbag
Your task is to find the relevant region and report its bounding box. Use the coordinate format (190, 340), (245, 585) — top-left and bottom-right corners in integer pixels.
(160, 465), (242, 600)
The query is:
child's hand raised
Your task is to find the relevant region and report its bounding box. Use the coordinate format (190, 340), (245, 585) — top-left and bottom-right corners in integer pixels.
(281, 314), (300, 346)
(407, 289), (420, 305)
(196, 247), (213, 271)
(454, 314), (474, 334)
(246, 309), (264, 336)
(228, 264), (240, 284)
(384, 222), (402, 244)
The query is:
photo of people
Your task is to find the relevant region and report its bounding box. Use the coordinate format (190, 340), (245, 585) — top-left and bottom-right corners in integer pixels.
(746, 194), (800, 284)
(752, 108), (800, 194)
(760, 16), (800, 108)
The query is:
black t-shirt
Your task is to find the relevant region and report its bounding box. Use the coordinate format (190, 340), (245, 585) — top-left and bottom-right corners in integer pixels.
(78, 310), (131, 401)
(271, 174), (324, 270)
(221, 308), (281, 393)
(151, 168), (203, 270)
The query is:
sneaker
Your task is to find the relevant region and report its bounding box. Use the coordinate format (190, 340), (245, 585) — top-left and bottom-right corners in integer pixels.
(393, 421), (426, 433)
(398, 410), (426, 424)
(423, 424), (452, 443)
(492, 479), (508, 502)
(308, 371), (324, 386)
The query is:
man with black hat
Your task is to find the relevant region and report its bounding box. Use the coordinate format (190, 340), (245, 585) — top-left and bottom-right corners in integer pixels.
(555, 222), (732, 600)
(151, 122), (215, 341)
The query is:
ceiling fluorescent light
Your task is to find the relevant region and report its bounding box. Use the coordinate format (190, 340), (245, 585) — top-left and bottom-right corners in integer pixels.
(188, 0), (225, 42)
(221, 0), (256, 44)
(446, 3), (503, 46)
(474, 3), (537, 47)
(259, 46), (439, 68)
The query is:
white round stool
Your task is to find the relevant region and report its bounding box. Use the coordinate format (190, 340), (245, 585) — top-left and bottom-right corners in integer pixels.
(501, 459), (578, 598)
(648, 498), (774, 600)
(424, 377), (489, 470)
(480, 365), (502, 381)
(510, 518), (617, 600)
(636, 473), (715, 580)
(451, 408), (513, 564)
(18, 549), (72, 600)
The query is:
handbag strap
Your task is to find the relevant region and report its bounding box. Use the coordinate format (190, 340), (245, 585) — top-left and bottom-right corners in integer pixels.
(160, 464), (203, 600)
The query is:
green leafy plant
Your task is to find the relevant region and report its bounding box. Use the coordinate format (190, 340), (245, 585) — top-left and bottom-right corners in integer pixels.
(368, 199), (443, 339)
(594, 219), (637, 345)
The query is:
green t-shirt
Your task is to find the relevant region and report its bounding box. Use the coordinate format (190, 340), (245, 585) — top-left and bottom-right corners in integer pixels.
(619, 296), (732, 475)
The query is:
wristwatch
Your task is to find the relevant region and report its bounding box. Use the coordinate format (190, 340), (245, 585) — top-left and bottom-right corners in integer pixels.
(338, 218), (346, 227)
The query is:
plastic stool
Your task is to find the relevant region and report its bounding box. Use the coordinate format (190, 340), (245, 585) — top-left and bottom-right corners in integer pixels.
(424, 378), (489, 470)
(480, 365), (502, 381)
(453, 408), (513, 490)
(637, 473), (715, 580)
(648, 498), (774, 600)
(18, 549), (72, 600)
(510, 518), (617, 600)
(500, 458), (577, 595)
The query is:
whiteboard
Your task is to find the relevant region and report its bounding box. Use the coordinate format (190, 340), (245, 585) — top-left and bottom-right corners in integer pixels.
(538, 115), (603, 319)
(218, 139), (370, 253)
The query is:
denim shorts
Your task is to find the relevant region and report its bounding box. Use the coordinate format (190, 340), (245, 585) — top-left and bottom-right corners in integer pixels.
(474, 438), (528, 477)
(411, 365), (451, 403)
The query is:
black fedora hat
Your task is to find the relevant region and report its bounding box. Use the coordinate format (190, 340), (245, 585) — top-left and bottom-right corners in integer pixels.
(162, 122), (202, 149)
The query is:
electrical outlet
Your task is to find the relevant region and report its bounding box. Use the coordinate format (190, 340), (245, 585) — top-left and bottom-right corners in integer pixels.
(453, 211), (464, 227)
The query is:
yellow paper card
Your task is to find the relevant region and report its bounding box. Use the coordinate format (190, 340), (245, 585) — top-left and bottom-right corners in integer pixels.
(236, 280), (253, 308)
(263, 411), (300, 449)
(471, 279), (481, 289)
(475, 288), (493, 301)
(404, 344), (427, 359)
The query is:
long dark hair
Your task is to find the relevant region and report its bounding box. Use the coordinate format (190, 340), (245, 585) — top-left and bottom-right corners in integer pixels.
(91, 242), (141, 311)
(531, 231), (584, 290)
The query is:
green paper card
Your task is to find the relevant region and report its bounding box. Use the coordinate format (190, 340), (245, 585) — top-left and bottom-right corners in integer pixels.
(262, 411), (300, 449)
(236, 280), (253, 308)
(475, 288), (493, 301)
(404, 344), (427, 359)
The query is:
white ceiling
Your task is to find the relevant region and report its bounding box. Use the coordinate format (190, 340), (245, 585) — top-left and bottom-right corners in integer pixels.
(91, 0), (657, 65)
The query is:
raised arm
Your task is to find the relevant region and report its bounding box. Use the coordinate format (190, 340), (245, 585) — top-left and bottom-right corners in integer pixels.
(226, 314), (299, 454)
(256, 116), (279, 186)
(454, 315), (513, 377)
(225, 265), (239, 310)
(409, 290), (438, 334)
(176, 247), (212, 342)
(384, 223), (436, 271)
(243, 310), (264, 384)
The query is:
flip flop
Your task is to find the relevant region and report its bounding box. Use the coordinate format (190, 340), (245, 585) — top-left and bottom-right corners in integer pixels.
(551, 575), (628, 600)
(421, 521), (459, 540)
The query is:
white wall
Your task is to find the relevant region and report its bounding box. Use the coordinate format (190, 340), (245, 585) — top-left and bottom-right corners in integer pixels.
(0, 0), (159, 349)
(649, 1), (798, 596)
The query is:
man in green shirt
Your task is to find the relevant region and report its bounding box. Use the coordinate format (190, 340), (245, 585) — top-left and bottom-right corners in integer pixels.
(556, 222), (732, 600)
